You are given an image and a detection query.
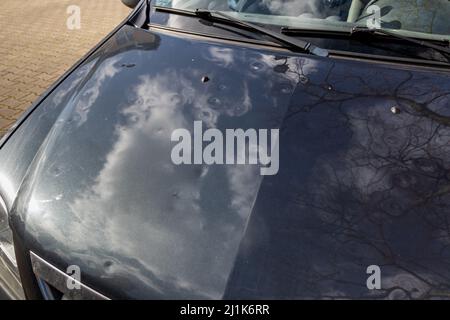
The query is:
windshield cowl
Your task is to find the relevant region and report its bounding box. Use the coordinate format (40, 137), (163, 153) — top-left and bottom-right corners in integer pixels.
(152, 0), (450, 42)
(149, 1), (450, 66)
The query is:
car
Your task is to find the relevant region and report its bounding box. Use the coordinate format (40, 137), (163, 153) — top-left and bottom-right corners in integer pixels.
(0, 0), (449, 300)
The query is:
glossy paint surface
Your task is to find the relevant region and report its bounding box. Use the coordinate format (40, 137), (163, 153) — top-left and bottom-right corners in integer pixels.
(1, 25), (450, 299)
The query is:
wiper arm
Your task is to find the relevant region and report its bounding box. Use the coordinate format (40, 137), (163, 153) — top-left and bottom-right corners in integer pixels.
(153, 6), (328, 57)
(351, 26), (450, 56)
(196, 10), (329, 57)
(281, 25), (450, 64)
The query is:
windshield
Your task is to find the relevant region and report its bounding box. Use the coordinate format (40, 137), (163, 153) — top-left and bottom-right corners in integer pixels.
(155, 0), (450, 41)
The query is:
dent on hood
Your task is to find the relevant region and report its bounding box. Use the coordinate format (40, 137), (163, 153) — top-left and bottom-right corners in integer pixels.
(16, 28), (300, 298)
(10, 24), (450, 299)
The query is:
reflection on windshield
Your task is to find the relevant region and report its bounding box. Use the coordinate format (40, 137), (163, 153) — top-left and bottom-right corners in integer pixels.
(155, 0), (450, 38)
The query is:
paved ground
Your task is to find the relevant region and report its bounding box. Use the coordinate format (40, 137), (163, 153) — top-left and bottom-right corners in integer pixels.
(0, 0), (131, 138)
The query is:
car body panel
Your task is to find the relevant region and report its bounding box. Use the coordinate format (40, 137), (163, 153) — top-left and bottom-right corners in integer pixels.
(1, 24), (450, 299)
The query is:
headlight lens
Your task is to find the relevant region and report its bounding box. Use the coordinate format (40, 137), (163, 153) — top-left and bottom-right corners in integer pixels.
(0, 196), (25, 299)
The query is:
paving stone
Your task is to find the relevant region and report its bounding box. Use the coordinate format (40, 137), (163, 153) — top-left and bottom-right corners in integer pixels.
(0, 0), (130, 138)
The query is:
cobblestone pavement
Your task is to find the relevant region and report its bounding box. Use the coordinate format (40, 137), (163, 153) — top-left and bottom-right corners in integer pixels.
(0, 0), (130, 137)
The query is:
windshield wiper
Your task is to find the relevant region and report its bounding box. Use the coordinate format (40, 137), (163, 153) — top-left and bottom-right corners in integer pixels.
(350, 26), (450, 56)
(281, 26), (450, 61)
(196, 10), (329, 56)
(153, 6), (329, 57)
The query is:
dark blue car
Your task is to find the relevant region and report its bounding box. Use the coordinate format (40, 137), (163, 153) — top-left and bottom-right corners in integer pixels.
(0, 0), (450, 300)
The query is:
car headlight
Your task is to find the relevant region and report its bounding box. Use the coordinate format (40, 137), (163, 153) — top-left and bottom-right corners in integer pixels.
(0, 196), (25, 299)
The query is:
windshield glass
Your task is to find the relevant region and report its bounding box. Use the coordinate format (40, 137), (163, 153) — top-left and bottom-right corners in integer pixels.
(155, 0), (450, 41)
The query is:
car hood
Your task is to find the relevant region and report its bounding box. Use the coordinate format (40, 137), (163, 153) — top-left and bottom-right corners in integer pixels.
(10, 25), (450, 299)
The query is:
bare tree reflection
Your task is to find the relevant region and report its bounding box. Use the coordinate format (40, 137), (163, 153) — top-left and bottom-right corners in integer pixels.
(226, 59), (450, 299)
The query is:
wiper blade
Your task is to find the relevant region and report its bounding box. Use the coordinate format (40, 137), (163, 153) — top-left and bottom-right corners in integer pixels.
(281, 25), (450, 64)
(351, 26), (450, 56)
(196, 9), (328, 57)
(153, 6), (328, 57)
